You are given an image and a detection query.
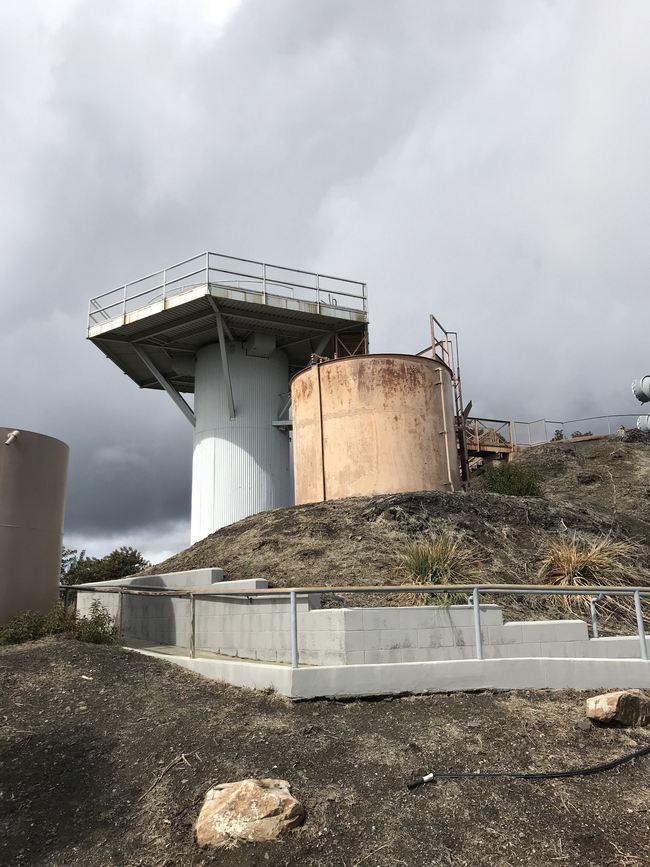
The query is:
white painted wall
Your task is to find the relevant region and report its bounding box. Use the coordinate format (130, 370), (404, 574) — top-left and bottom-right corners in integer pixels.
(191, 343), (291, 542)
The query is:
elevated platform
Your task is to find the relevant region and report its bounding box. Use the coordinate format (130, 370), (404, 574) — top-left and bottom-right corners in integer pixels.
(87, 252), (369, 390)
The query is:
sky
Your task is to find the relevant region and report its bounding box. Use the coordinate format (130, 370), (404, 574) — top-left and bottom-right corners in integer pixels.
(2, 0), (649, 562)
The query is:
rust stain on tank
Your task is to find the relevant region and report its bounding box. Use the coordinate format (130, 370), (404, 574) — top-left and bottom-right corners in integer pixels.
(291, 354), (461, 504)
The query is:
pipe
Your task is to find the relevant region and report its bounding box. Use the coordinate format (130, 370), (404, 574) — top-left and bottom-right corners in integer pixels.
(437, 369), (454, 491)
(632, 375), (650, 403)
(4, 430), (19, 445)
(316, 363), (327, 501)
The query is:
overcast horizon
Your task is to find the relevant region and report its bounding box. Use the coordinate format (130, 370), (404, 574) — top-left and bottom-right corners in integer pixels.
(2, 0), (649, 563)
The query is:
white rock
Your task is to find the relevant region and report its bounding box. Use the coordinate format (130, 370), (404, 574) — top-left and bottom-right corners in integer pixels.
(195, 778), (304, 848)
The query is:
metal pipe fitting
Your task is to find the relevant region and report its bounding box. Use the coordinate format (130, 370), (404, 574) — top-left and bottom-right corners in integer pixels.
(632, 375), (650, 403)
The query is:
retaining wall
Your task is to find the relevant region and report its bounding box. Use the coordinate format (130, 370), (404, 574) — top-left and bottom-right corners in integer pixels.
(76, 570), (645, 667)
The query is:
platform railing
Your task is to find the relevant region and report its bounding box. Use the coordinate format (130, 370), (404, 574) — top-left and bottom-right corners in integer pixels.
(512, 415), (640, 446)
(62, 582), (650, 670)
(464, 417), (514, 453)
(87, 251), (367, 329)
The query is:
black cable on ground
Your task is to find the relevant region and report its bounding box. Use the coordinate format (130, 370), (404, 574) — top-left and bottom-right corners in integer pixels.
(407, 743), (650, 790)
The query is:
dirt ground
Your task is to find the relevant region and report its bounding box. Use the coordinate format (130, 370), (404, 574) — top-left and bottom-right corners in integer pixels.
(2, 637), (650, 867)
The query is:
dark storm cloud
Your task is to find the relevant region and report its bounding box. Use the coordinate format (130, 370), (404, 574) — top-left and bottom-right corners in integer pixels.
(2, 0), (649, 556)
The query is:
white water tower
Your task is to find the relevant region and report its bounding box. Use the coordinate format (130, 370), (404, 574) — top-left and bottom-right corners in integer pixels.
(87, 252), (368, 542)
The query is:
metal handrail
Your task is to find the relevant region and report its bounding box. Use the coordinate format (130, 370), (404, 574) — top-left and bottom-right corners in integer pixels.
(63, 581), (650, 669)
(87, 251), (367, 328)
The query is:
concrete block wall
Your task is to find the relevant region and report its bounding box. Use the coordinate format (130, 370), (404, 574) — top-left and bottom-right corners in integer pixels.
(75, 570), (646, 667)
(195, 593), (327, 664)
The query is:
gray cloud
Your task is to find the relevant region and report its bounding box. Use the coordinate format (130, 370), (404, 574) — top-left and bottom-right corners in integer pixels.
(2, 0), (649, 555)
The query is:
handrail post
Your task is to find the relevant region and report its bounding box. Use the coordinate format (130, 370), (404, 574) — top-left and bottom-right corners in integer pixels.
(316, 273), (320, 313)
(263, 263), (267, 303)
(590, 596), (599, 639)
(290, 590), (299, 668)
(122, 285), (127, 319)
(205, 252), (210, 286)
(115, 590), (123, 641)
(634, 591), (648, 660)
(162, 268), (167, 303)
(472, 587), (483, 660)
(189, 594), (196, 659)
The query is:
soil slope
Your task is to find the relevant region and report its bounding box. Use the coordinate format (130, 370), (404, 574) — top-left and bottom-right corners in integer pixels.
(2, 637), (650, 867)
(147, 436), (650, 595)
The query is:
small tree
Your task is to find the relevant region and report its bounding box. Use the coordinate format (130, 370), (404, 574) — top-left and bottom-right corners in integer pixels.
(62, 546), (149, 585)
(60, 546), (83, 581)
(551, 429), (564, 441)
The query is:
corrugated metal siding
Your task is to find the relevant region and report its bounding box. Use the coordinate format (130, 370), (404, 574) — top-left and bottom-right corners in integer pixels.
(190, 344), (292, 542)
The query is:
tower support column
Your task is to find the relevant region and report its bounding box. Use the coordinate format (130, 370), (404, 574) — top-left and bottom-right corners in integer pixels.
(191, 342), (291, 543)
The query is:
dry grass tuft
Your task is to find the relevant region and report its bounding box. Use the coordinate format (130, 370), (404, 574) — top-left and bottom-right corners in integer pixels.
(537, 533), (639, 619)
(400, 531), (481, 606)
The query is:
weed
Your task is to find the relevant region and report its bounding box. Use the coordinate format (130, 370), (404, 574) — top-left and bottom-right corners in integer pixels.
(400, 531), (481, 605)
(0, 601), (115, 646)
(481, 463), (542, 497)
(71, 601), (116, 644)
(537, 533), (639, 619)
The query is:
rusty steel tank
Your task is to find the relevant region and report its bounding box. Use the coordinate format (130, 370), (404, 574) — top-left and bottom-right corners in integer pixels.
(0, 428), (69, 623)
(290, 354), (461, 504)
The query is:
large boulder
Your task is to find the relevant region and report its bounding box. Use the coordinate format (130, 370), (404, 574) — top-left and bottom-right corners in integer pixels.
(195, 778), (305, 848)
(585, 690), (650, 726)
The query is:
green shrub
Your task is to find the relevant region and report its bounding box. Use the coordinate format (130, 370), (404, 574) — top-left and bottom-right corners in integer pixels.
(0, 610), (53, 645)
(401, 531), (481, 605)
(0, 601), (115, 646)
(72, 601), (116, 644)
(481, 463), (542, 496)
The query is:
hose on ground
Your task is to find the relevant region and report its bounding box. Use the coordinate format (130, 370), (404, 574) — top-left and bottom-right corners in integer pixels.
(407, 743), (650, 790)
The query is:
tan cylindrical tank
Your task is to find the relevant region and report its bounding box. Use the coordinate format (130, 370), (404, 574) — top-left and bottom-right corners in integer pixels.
(0, 428), (69, 623)
(291, 354), (461, 504)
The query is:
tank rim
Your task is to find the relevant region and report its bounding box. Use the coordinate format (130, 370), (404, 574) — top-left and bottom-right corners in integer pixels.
(289, 352), (453, 387)
(0, 426), (70, 451)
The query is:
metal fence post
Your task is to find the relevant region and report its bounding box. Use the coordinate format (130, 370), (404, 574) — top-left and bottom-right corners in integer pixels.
(115, 591), (123, 641)
(590, 596), (599, 639)
(263, 263), (267, 303)
(634, 591), (648, 660)
(290, 590), (299, 668)
(472, 587), (483, 660)
(189, 594), (196, 659)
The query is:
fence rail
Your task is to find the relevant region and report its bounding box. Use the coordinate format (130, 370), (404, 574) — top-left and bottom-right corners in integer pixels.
(62, 582), (650, 669)
(461, 414), (641, 454)
(87, 251), (368, 328)
(512, 415), (640, 446)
